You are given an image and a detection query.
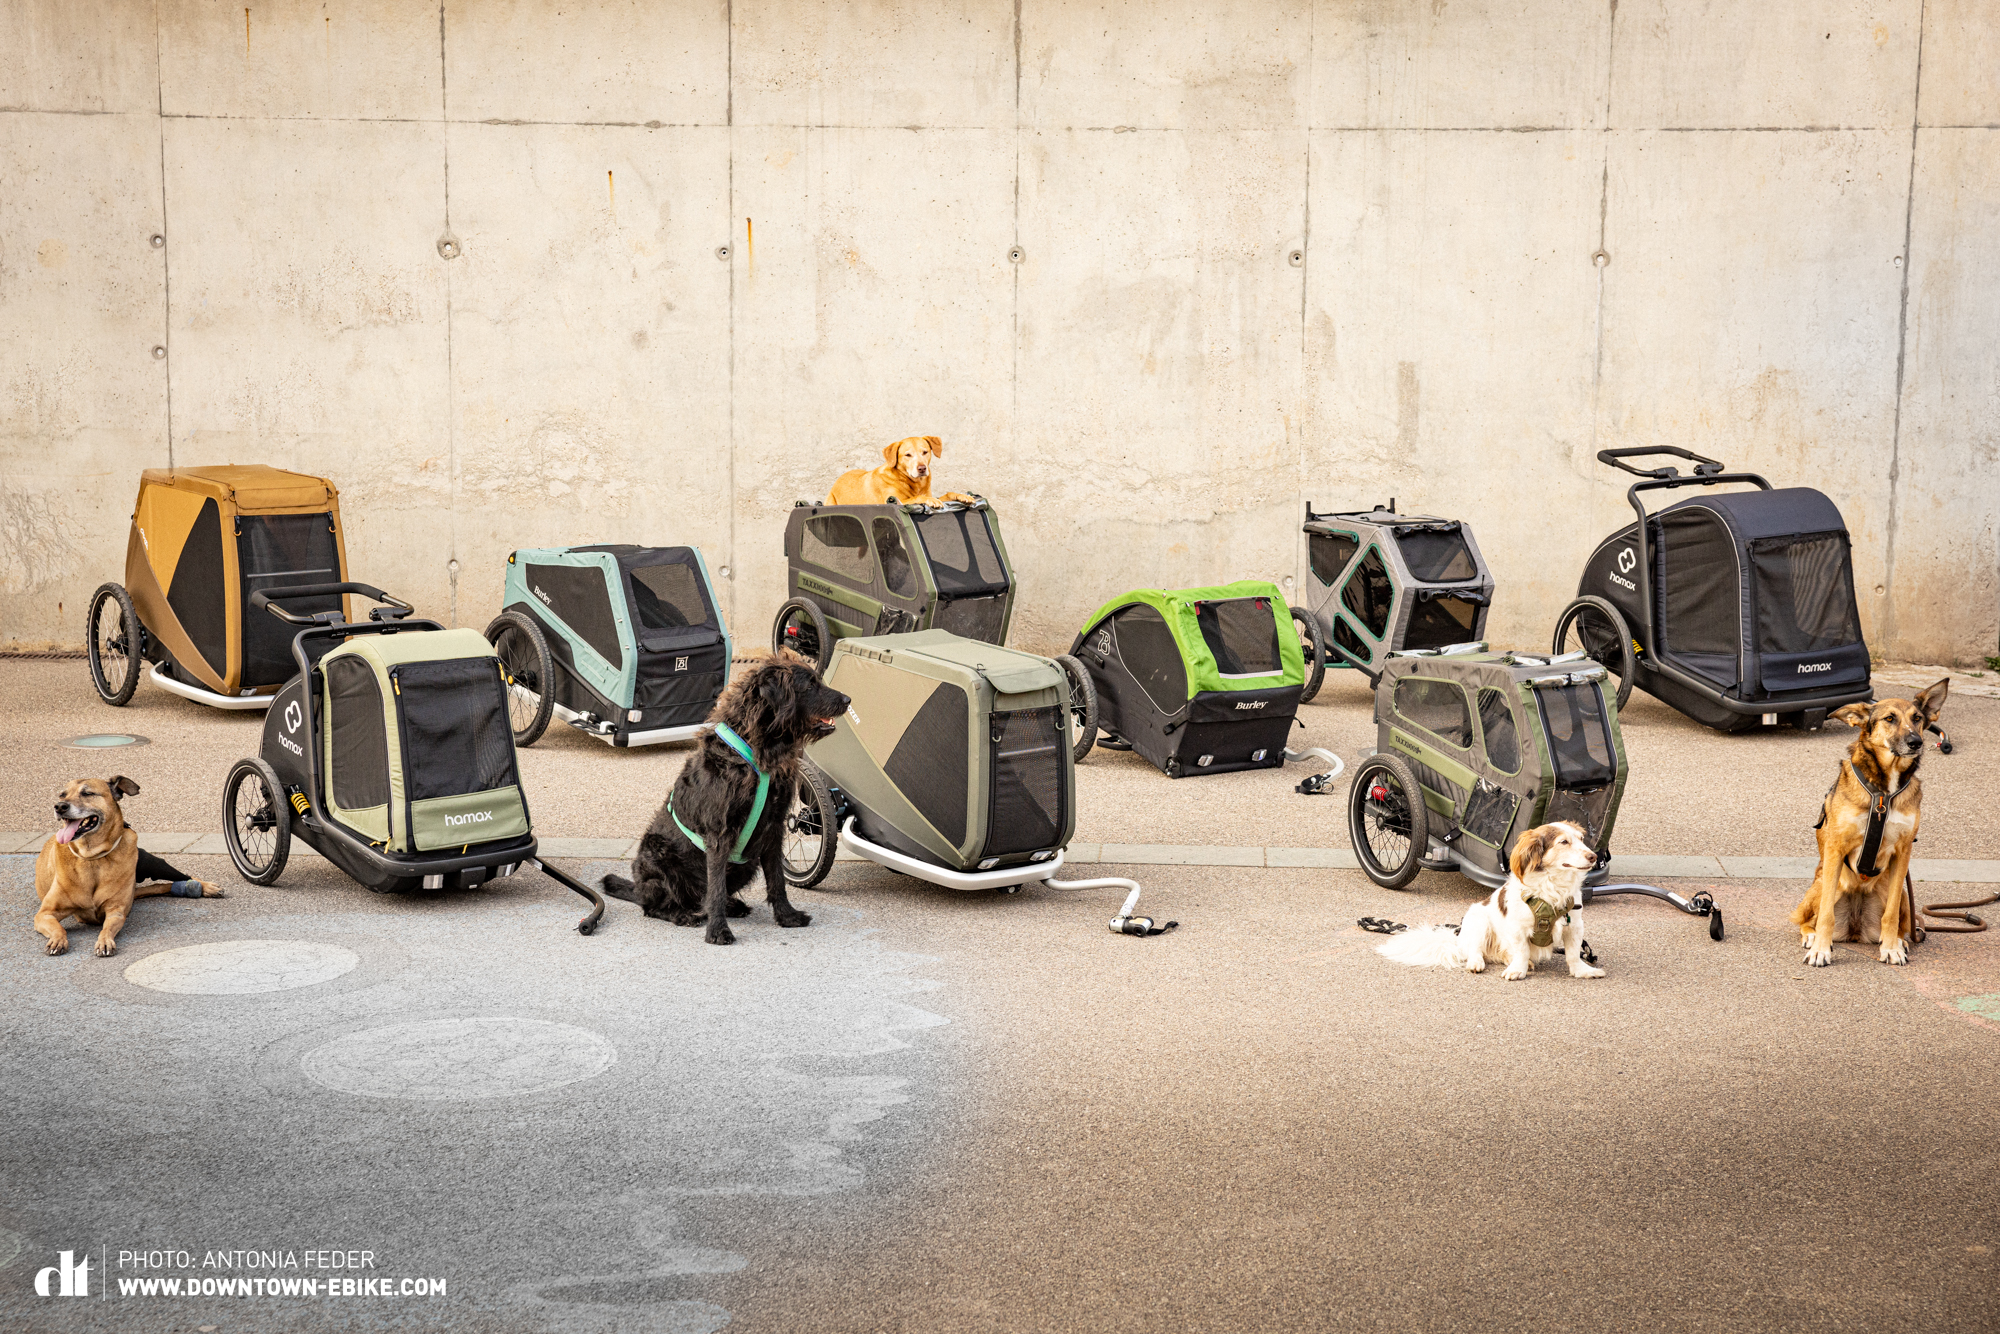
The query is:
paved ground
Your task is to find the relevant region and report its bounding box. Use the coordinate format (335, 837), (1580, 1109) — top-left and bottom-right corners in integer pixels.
(4, 659), (1998, 1331)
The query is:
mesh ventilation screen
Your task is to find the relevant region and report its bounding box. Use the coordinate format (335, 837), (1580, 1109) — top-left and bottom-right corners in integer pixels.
(1403, 595), (1480, 650)
(1537, 683), (1615, 788)
(1342, 547), (1394, 638)
(326, 656), (389, 810)
(986, 707), (1065, 856)
(1195, 598), (1283, 676)
(884, 683), (968, 847)
(1545, 783), (1614, 849)
(1393, 676), (1473, 748)
(1396, 527), (1479, 582)
(629, 562), (708, 631)
(1656, 509), (1740, 658)
(1332, 617), (1373, 666)
(1310, 533), (1359, 587)
(1112, 605), (1188, 711)
(933, 595), (1006, 643)
(1460, 779), (1519, 848)
(239, 513), (340, 687)
(395, 658), (519, 800)
(1477, 688), (1520, 773)
(167, 497), (228, 677)
(526, 562), (624, 669)
(912, 511), (1009, 595)
(873, 519), (919, 596)
(1751, 533), (1861, 653)
(803, 516), (875, 585)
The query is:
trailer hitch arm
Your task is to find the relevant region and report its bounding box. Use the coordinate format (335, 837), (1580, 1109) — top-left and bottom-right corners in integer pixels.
(529, 858), (607, 935)
(1582, 883), (1724, 941)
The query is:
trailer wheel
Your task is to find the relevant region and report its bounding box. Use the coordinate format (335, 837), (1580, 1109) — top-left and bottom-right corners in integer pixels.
(486, 612), (555, 746)
(1552, 595), (1635, 711)
(773, 598), (833, 673)
(1290, 605), (1327, 704)
(783, 760), (840, 889)
(1348, 753), (1429, 890)
(86, 582), (143, 706)
(223, 756), (291, 886)
(1054, 653), (1099, 762)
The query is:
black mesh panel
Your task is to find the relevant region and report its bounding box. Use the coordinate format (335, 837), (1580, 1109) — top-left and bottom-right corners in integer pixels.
(526, 563), (624, 669)
(1195, 598), (1282, 676)
(1545, 783), (1614, 848)
(629, 562), (707, 631)
(167, 497), (228, 676)
(803, 516), (875, 585)
(326, 656), (389, 810)
(1342, 547), (1393, 638)
(1751, 533), (1861, 653)
(238, 513), (340, 687)
(395, 658), (519, 800)
(1477, 688), (1520, 773)
(1460, 779), (1519, 847)
(1332, 617), (1372, 666)
(1309, 533), (1358, 587)
(986, 707), (1064, 857)
(1396, 527), (1478, 582)
(873, 519), (919, 597)
(911, 511), (1009, 595)
(1393, 677), (1472, 748)
(1112, 606), (1188, 712)
(933, 594), (1006, 643)
(1656, 509), (1739, 658)
(1403, 594), (1480, 650)
(884, 684), (968, 847)
(1538, 683), (1615, 788)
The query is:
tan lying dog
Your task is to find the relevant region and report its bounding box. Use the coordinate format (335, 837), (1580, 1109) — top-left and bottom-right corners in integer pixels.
(1791, 680), (1948, 967)
(826, 435), (977, 507)
(33, 777), (221, 957)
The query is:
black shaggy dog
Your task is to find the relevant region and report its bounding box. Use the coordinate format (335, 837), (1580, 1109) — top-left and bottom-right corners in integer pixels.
(603, 650), (849, 944)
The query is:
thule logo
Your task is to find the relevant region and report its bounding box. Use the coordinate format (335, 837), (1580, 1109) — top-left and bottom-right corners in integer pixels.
(1234, 700), (1268, 711)
(1797, 661), (1834, 673)
(445, 810), (494, 827)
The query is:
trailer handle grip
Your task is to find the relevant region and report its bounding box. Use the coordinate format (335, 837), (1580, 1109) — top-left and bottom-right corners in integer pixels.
(1596, 446), (1729, 480)
(251, 582), (410, 625)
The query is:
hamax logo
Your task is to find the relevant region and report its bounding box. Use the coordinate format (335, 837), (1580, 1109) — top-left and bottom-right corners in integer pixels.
(36, 1250), (90, 1297)
(1797, 661), (1834, 673)
(444, 810), (494, 828)
(1608, 546), (1638, 592)
(1234, 700), (1268, 711)
(284, 700), (303, 733)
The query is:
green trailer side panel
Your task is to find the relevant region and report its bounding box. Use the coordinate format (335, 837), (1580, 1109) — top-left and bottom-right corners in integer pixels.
(1076, 580), (1304, 697)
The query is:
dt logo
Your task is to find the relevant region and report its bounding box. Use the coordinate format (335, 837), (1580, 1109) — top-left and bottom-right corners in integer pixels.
(35, 1251), (90, 1297)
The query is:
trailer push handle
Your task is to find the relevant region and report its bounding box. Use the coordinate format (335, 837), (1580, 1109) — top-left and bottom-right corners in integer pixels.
(251, 582), (416, 625)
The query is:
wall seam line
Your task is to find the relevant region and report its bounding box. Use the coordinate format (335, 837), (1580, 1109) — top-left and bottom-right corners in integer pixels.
(439, 0), (458, 626)
(155, 5), (173, 470)
(1882, 0), (1928, 649)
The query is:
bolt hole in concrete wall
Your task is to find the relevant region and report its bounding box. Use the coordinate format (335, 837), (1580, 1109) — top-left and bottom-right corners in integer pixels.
(1, 1), (1995, 663)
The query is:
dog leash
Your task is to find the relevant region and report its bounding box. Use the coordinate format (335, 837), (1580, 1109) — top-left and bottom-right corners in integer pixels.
(669, 724), (770, 865)
(1357, 916), (1599, 964)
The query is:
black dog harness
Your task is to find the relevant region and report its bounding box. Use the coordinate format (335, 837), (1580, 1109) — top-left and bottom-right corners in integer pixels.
(1815, 755), (1919, 878)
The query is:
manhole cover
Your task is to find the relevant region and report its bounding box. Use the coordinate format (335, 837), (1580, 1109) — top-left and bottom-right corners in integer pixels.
(125, 940), (360, 994)
(59, 734), (151, 749)
(302, 1018), (616, 1100)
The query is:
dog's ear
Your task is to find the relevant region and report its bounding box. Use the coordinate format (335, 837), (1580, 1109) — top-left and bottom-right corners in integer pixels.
(1508, 826), (1552, 881)
(111, 776), (140, 798)
(881, 440), (900, 464)
(1916, 678), (1949, 724)
(924, 435), (942, 458)
(1829, 703), (1873, 730)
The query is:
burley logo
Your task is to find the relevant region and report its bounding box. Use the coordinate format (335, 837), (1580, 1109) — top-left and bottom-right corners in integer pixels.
(1234, 700), (1268, 711)
(36, 1250), (90, 1297)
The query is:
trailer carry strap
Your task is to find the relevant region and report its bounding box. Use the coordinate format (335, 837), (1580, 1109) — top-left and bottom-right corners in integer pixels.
(670, 723), (770, 865)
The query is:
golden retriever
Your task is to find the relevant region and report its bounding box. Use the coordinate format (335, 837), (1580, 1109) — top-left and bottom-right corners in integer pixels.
(826, 435), (977, 507)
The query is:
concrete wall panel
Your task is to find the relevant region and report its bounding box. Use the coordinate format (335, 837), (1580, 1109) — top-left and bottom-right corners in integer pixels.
(1311, 0), (1610, 130)
(1013, 129), (1304, 646)
(161, 118), (453, 616)
(731, 126), (1016, 639)
(1612, 0), (1921, 129)
(0, 113), (167, 641)
(0, 0), (160, 114)
(1888, 129), (2000, 662)
(734, 0), (1013, 129)
(1594, 129), (1911, 635)
(1304, 129), (1602, 647)
(158, 0), (442, 121)
(445, 0), (727, 126)
(445, 122), (732, 632)
(1917, 0), (2000, 128)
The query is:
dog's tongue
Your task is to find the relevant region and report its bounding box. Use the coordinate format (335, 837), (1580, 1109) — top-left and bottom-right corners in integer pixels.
(58, 819), (83, 845)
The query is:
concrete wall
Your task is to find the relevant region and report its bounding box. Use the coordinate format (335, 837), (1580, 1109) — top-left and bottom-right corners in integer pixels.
(4, 0), (1995, 664)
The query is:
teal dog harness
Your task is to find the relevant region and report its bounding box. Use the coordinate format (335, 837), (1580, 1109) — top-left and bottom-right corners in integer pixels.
(670, 724), (770, 864)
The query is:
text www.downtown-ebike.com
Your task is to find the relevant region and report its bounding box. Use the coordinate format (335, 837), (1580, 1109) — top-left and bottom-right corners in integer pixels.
(114, 1249), (444, 1300)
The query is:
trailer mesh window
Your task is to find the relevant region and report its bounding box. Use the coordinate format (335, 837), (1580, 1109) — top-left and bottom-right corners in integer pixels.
(1545, 783), (1613, 849)
(395, 658), (519, 800)
(885, 683), (968, 848)
(526, 562), (623, 670)
(1403, 593), (1480, 651)
(803, 516), (875, 585)
(1751, 532), (1862, 654)
(986, 706), (1065, 857)
(1461, 779), (1519, 849)
(1396, 526), (1479, 583)
(1342, 547), (1394, 639)
(1394, 677), (1472, 748)
(873, 519), (919, 597)
(1196, 598), (1283, 676)
(239, 513), (341, 687)
(934, 594), (1005, 643)
(629, 561), (707, 631)
(1310, 533), (1359, 587)
(326, 656), (389, 810)
(1477, 688), (1520, 773)
(1656, 509), (1739, 684)
(1538, 682), (1615, 789)
(1113, 605), (1188, 711)
(912, 510), (1009, 595)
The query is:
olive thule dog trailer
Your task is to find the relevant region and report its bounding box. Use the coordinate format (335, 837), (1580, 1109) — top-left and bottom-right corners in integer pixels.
(485, 545), (731, 747)
(779, 630), (1158, 931)
(88, 466), (350, 710)
(220, 582), (604, 932)
(1551, 448), (1873, 733)
(1301, 501), (1495, 702)
(1344, 645), (1721, 938)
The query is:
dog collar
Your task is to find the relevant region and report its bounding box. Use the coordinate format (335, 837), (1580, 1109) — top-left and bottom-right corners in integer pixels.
(62, 827), (131, 862)
(669, 724), (771, 865)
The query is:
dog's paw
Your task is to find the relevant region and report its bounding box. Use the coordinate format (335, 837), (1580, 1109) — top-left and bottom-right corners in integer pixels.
(705, 924), (737, 946)
(725, 897), (752, 918)
(1464, 957), (1486, 973)
(44, 935), (69, 956)
(1879, 939), (1909, 965)
(776, 910), (812, 929)
(201, 881), (224, 898)
(1572, 963), (1607, 979)
(1804, 945), (1834, 967)
(1502, 965), (1530, 980)
(1799, 931), (1814, 949)
(93, 936), (117, 958)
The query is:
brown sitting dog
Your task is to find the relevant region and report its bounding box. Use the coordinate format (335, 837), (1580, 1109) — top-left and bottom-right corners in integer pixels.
(826, 435), (977, 507)
(1791, 680), (1948, 967)
(33, 777), (222, 957)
